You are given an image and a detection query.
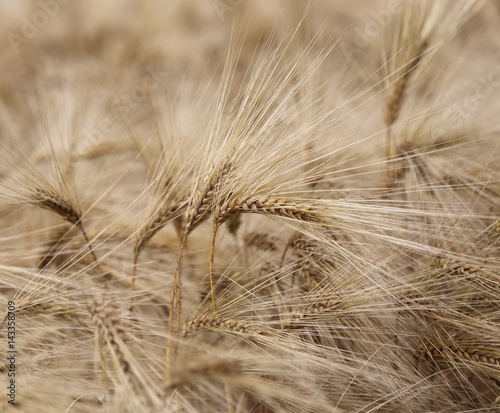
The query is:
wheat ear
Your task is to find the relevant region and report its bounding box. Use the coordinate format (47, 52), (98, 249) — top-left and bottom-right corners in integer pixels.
(133, 200), (187, 259)
(383, 0), (434, 184)
(419, 341), (500, 372)
(16, 301), (90, 329)
(214, 197), (321, 226)
(384, 41), (428, 183)
(30, 187), (106, 286)
(164, 358), (241, 394)
(283, 293), (344, 329)
(30, 187), (82, 225)
(185, 161), (233, 233)
(384, 41), (428, 130)
(184, 313), (268, 337)
(88, 298), (144, 396)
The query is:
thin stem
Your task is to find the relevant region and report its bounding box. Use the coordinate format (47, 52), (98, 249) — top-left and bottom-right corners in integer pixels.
(96, 328), (109, 396)
(385, 127), (393, 186)
(80, 224), (108, 289)
(209, 222), (219, 313)
(174, 245), (183, 337)
(225, 383), (234, 413)
(129, 254), (138, 312)
(279, 237), (292, 269)
(166, 231), (187, 366)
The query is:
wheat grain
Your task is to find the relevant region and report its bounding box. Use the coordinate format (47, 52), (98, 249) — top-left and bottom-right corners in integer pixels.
(215, 197), (322, 226)
(30, 187), (82, 226)
(419, 341), (500, 370)
(184, 313), (269, 337)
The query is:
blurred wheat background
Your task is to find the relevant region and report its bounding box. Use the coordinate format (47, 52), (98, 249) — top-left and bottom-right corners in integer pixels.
(0, 1), (499, 412)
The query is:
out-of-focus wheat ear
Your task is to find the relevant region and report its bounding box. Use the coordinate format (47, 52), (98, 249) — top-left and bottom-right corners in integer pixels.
(97, 331), (110, 397)
(487, 219), (500, 239)
(384, 41), (428, 131)
(210, 197), (323, 312)
(211, 198), (321, 312)
(244, 231), (278, 252)
(384, 45), (428, 183)
(283, 292), (344, 329)
(16, 300), (90, 329)
(88, 298), (150, 400)
(163, 358), (241, 395)
(30, 187), (107, 287)
(295, 260), (325, 290)
(184, 313), (268, 337)
(37, 225), (71, 270)
(382, 0), (434, 185)
(490, 395), (500, 411)
(280, 231), (301, 268)
(382, 0), (480, 185)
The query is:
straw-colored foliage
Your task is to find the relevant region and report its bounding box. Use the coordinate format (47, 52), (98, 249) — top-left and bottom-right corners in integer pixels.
(0, 1), (499, 412)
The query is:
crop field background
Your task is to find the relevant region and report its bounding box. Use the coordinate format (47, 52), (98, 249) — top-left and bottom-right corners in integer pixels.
(0, 1), (499, 412)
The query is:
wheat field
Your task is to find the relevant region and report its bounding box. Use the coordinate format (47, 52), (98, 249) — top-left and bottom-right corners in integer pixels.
(0, 1), (499, 412)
